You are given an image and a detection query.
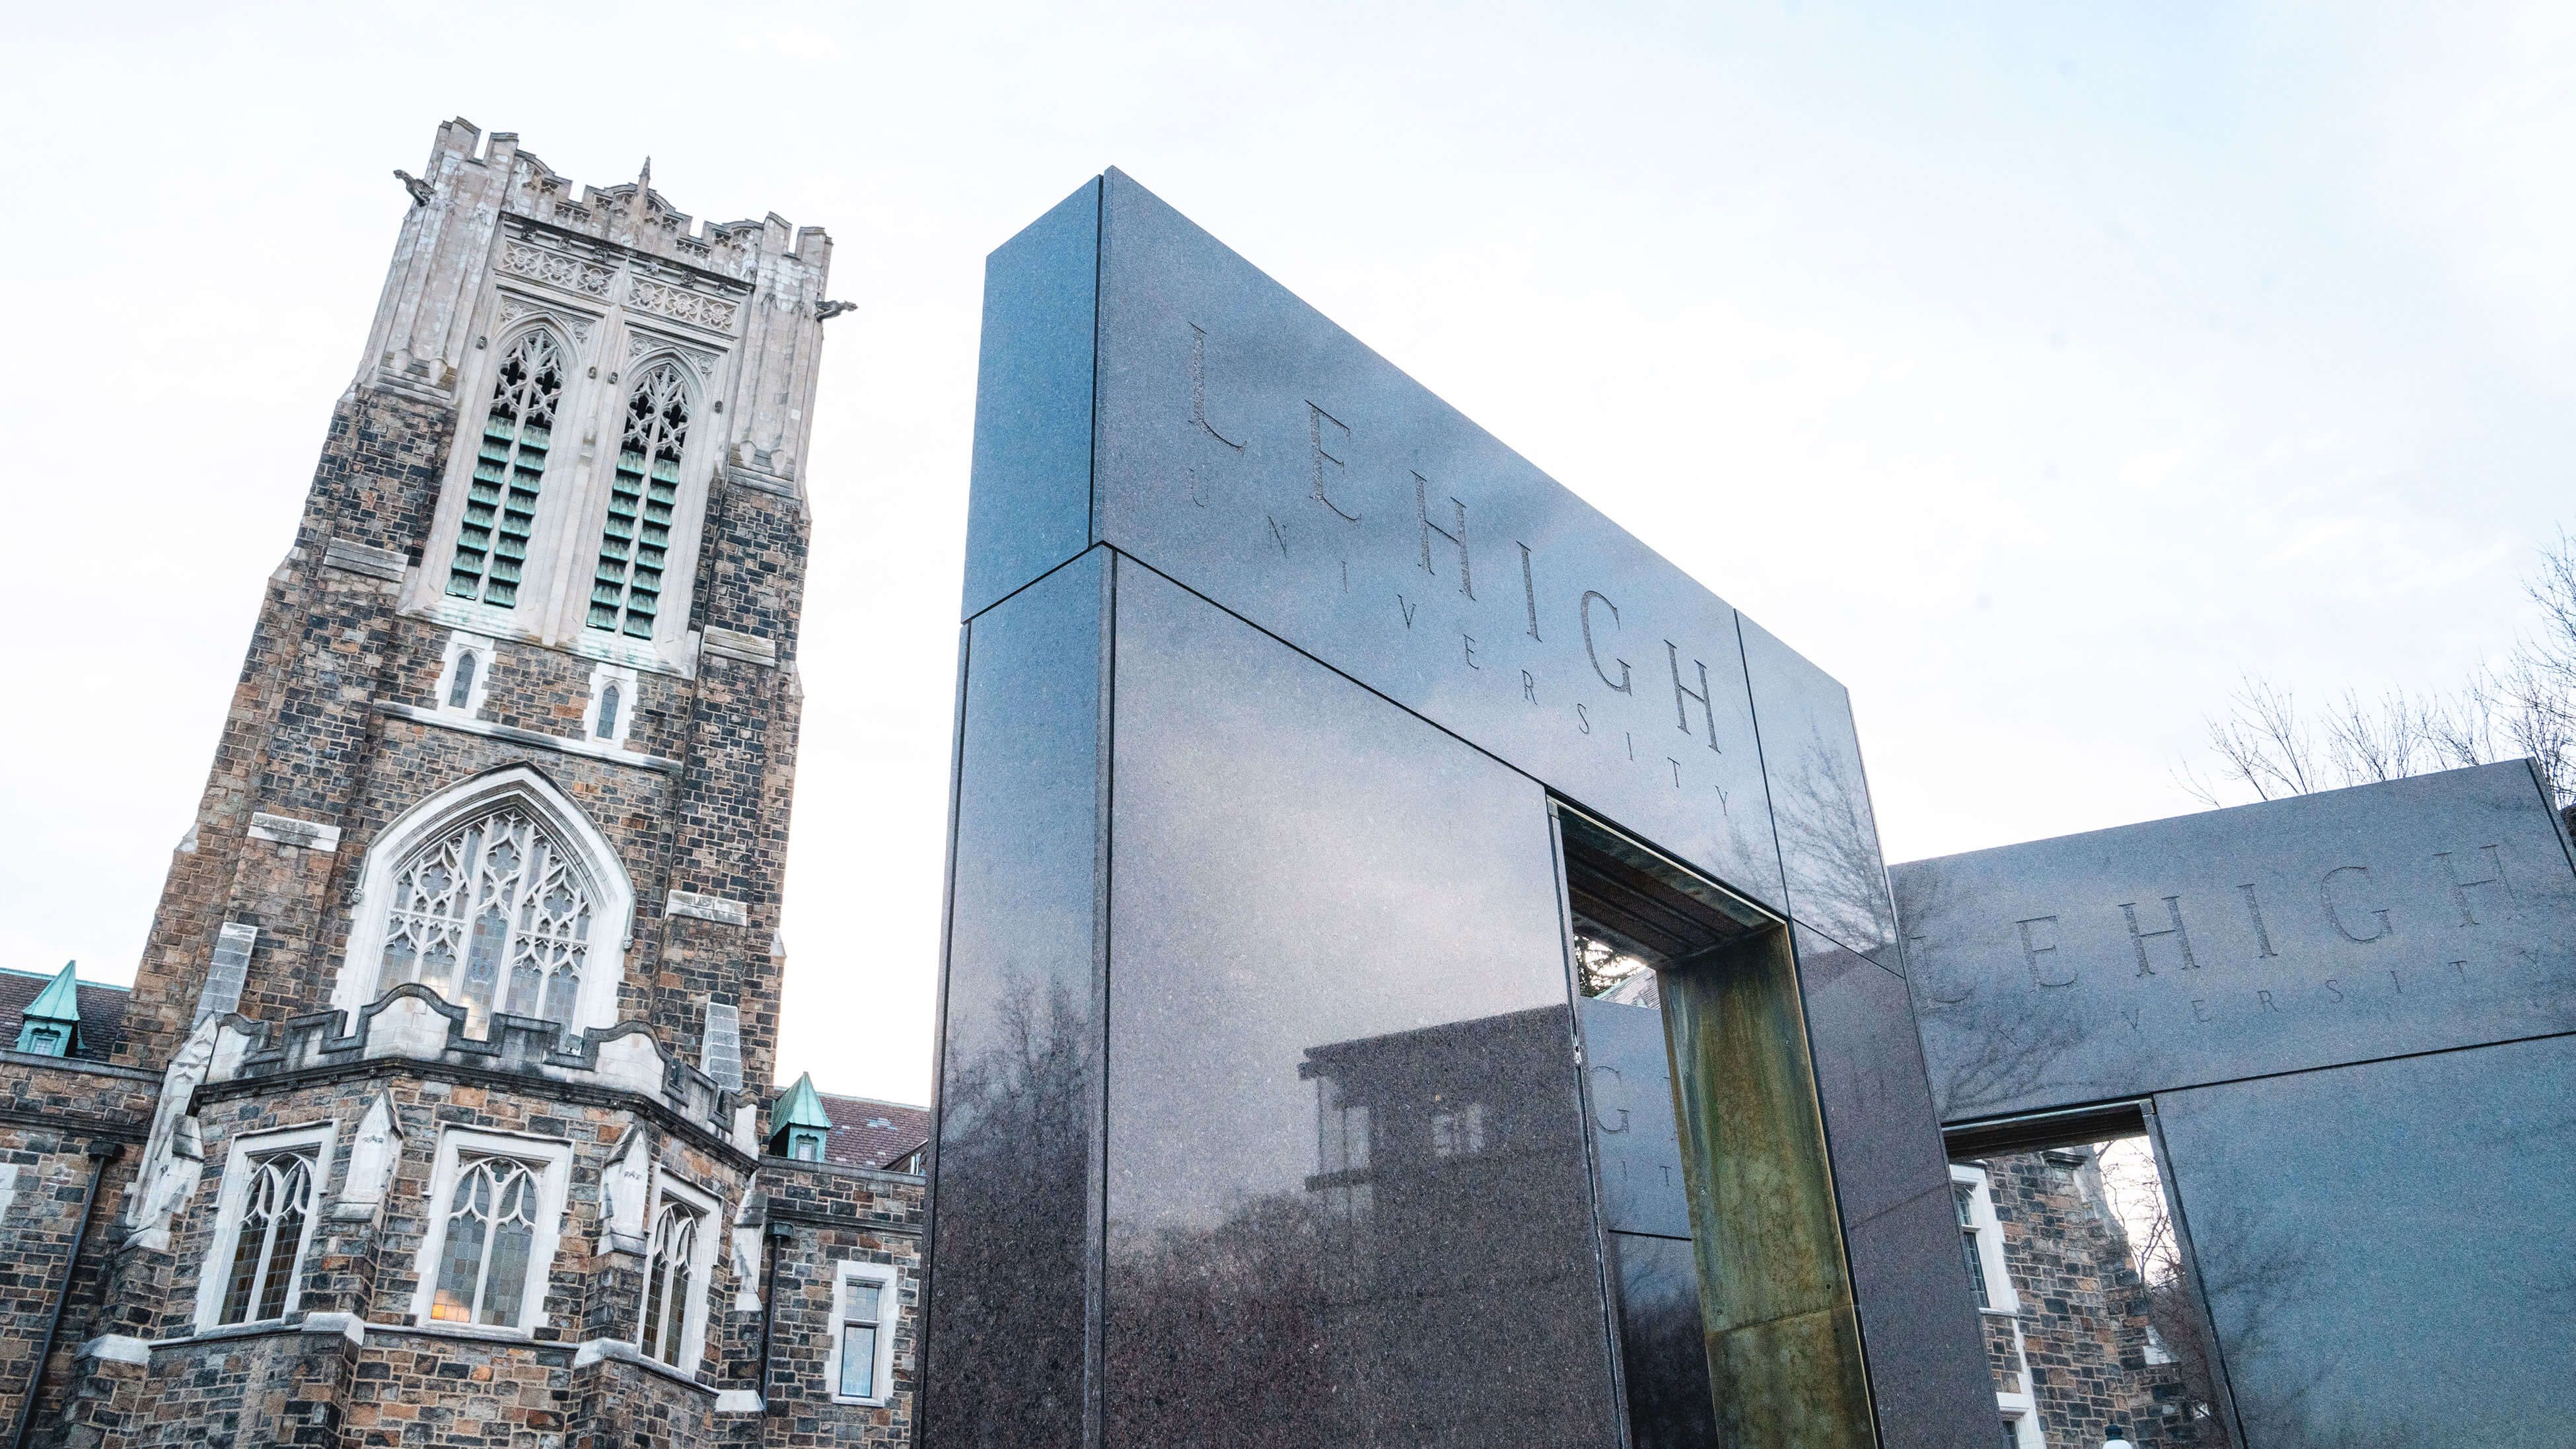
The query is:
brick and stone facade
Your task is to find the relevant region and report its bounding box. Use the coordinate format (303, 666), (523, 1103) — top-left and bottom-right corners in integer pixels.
(1968, 1147), (2225, 1449)
(0, 120), (924, 1449)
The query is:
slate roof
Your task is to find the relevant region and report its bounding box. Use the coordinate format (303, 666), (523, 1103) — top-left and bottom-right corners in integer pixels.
(0, 966), (130, 1061)
(810, 1090), (931, 1172)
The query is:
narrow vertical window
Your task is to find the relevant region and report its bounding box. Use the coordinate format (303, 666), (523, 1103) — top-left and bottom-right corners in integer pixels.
(448, 651), (478, 709)
(596, 684), (620, 739)
(839, 1277), (884, 1398)
(432, 1155), (542, 1325)
(639, 1198), (701, 1366)
(1955, 1180), (1992, 1309)
(450, 330), (564, 607)
(590, 363), (690, 639)
(218, 1149), (319, 1324)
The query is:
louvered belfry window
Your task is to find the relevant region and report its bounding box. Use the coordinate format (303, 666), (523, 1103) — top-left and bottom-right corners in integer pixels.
(450, 330), (564, 606)
(378, 808), (593, 1035)
(590, 363), (690, 639)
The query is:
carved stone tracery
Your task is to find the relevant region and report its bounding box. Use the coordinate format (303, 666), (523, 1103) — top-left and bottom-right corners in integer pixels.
(627, 277), (740, 332)
(497, 293), (594, 347)
(501, 239), (614, 299)
(626, 332), (720, 379)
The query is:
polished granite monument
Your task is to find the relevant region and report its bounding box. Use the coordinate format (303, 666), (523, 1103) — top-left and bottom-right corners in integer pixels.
(924, 171), (1995, 1448)
(1896, 760), (2576, 1447)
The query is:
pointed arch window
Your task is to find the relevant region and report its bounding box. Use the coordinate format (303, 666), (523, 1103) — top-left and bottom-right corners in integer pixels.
(639, 1197), (703, 1366)
(217, 1147), (319, 1324)
(376, 807), (594, 1036)
(431, 1154), (544, 1326)
(590, 363), (690, 639)
(450, 330), (565, 608)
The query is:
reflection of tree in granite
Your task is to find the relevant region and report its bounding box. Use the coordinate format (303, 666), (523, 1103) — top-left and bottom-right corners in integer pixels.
(2461, 1094), (2576, 1331)
(2139, 1278), (2234, 1448)
(1106, 1004), (1611, 1448)
(925, 968), (1091, 1449)
(1770, 723), (1896, 952)
(1892, 862), (2091, 1116)
(1610, 1234), (1721, 1449)
(1105, 1192), (1335, 1448)
(2180, 1199), (2358, 1449)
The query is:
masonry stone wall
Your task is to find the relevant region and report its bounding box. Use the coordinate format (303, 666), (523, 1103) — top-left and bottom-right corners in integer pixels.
(118, 386), (458, 1073)
(0, 1057), (153, 1439)
(1980, 1148), (2219, 1448)
(750, 1157), (925, 1449)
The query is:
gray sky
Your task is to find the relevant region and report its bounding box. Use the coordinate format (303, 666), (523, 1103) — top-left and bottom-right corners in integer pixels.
(5, 3), (2571, 1104)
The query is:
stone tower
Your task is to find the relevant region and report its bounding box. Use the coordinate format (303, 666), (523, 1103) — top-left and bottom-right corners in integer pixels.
(6, 120), (925, 1449)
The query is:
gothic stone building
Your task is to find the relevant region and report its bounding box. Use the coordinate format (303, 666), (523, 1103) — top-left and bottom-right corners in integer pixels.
(1954, 1147), (2221, 1449)
(0, 120), (925, 1449)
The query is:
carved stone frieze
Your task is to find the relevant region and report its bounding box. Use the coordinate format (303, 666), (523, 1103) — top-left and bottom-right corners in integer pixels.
(501, 239), (615, 299)
(627, 277), (740, 332)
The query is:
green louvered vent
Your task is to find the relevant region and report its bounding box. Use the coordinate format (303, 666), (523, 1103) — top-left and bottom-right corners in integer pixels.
(590, 363), (690, 639)
(448, 330), (564, 608)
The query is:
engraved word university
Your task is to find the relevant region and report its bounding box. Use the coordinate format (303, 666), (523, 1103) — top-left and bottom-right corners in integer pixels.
(1167, 320), (1756, 824)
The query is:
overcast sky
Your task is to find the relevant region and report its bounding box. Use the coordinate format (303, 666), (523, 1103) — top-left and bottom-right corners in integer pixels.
(5, 3), (2571, 1104)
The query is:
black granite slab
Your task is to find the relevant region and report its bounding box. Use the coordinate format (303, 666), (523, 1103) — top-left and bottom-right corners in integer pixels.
(1894, 760), (2576, 1121)
(935, 169), (1984, 1449)
(923, 550), (1108, 1449)
(2157, 1032), (2576, 1446)
(1580, 995), (1694, 1240)
(1100, 557), (1617, 1448)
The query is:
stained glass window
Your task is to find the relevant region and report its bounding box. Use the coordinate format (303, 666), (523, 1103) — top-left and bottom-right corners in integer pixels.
(596, 684), (620, 739)
(218, 1149), (318, 1324)
(639, 1198), (702, 1366)
(378, 807), (592, 1036)
(450, 330), (563, 607)
(590, 363), (690, 639)
(431, 1155), (542, 1326)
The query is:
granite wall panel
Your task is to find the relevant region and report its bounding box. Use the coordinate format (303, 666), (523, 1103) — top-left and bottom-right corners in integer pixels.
(1894, 761), (2576, 1121)
(937, 169), (1985, 1449)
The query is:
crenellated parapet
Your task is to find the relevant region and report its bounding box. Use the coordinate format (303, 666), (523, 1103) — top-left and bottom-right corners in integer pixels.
(363, 116), (837, 503)
(194, 985), (755, 1155)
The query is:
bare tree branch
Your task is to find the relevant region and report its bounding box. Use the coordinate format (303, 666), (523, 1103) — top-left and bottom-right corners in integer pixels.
(2181, 532), (2576, 810)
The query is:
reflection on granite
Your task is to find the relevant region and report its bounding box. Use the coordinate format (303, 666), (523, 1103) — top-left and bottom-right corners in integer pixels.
(1789, 925), (1999, 1442)
(1583, 997), (1722, 1447)
(1102, 560), (1616, 1448)
(1894, 761), (2576, 1121)
(2157, 1033), (2576, 1447)
(1739, 616), (1898, 964)
(925, 553), (1107, 1449)
(1610, 1232), (1720, 1449)
(1581, 996), (1694, 1239)
(943, 169), (1991, 1449)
